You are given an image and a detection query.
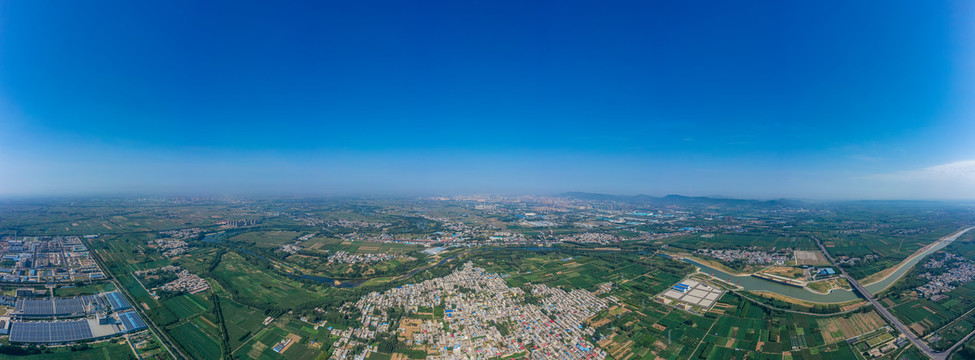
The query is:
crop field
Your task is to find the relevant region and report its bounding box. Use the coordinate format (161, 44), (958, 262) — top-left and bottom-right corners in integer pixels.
(884, 243), (975, 342)
(55, 282), (117, 296)
(0, 203), (234, 236)
(172, 319), (224, 360)
(234, 317), (333, 360)
(0, 341), (135, 360)
(762, 266), (803, 279)
(89, 233), (173, 275)
(162, 293), (210, 319)
(669, 233), (816, 251)
(174, 247), (224, 274)
(230, 230), (303, 248)
(795, 250), (830, 266)
(301, 235), (344, 249)
(221, 299), (267, 349)
(890, 294), (968, 337)
(211, 251), (327, 308)
(586, 290), (861, 360)
(816, 310), (886, 343)
(866, 332), (894, 348)
(34, 198), (973, 360)
(469, 249), (692, 294)
(929, 315), (975, 351)
(695, 295), (858, 360)
(299, 238), (424, 256)
(614, 269), (692, 306)
(810, 213), (968, 279)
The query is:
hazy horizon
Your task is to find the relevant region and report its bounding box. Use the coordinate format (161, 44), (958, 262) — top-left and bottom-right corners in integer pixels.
(2, 1), (975, 200)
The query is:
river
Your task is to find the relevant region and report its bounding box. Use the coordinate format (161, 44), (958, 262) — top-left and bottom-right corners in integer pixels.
(862, 225), (975, 295)
(677, 257), (860, 303)
(677, 226), (975, 302)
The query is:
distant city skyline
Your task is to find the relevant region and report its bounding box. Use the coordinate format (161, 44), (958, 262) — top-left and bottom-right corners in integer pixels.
(2, 1), (974, 199)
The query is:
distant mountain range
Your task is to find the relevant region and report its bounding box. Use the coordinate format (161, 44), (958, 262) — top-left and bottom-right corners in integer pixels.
(558, 192), (806, 208)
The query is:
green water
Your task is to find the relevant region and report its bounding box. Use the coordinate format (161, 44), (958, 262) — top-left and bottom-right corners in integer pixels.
(681, 226), (975, 302)
(863, 226), (975, 295)
(681, 259), (859, 303)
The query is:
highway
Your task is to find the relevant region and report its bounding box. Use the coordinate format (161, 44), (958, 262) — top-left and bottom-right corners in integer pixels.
(814, 236), (945, 359)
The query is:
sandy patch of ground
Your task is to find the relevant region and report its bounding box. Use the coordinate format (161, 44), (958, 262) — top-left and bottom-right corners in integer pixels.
(761, 266), (803, 279)
(278, 334), (301, 354)
(795, 250), (830, 266)
(398, 318), (425, 340)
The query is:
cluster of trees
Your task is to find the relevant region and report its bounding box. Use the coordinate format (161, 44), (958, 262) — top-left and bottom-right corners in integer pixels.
(211, 295), (234, 359)
(958, 341), (975, 359)
(139, 272), (179, 289)
(741, 291), (845, 314)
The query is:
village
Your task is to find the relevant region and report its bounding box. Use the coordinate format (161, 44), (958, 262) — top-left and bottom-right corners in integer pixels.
(915, 253), (975, 300)
(135, 265), (211, 295)
(327, 250), (413, 264)
(330, 262), (612, 360)
(694, 248), (791, 265)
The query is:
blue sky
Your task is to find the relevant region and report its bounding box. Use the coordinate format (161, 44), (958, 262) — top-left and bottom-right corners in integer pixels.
(1, 1), (974, 199)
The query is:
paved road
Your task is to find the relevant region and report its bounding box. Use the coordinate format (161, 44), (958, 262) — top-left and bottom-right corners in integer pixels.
(80, 237), (187, 360)
(813, 236), (945, 360)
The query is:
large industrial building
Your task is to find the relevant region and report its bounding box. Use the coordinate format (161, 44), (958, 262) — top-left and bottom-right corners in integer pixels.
(7, 291), (147, 344)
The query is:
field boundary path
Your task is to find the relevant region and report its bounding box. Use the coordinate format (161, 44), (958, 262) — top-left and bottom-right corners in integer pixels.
(862, 226), (975, 290)
(81, 237), (187, 360)
(814, 229), (975, 360)
(731, 290), (867, 317)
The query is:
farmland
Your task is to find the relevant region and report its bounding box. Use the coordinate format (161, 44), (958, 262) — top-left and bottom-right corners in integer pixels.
(670, 233), (817, 252)
(879, 240), (975, 349)
(586, 289), (866, 360)
(795, 250), (830, 266)
(0, 342), (136, 360)
(1, 196), (974, 359)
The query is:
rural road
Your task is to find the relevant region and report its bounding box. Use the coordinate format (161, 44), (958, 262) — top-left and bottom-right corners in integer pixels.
(814, 227), (975, 360)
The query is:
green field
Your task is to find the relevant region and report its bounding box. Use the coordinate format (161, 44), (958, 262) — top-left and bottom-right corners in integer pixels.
(211, 251), (328, 309)
(229, 230), (303, 248)
(670, 233), (816, 252)
(883, 241), (975, 349)
(222, 298), (267, 349)
(163, 293), (211, 319)
(0, 342), (135, 360)
(54, 282), (117, 296)
(172, 319), (224, 360)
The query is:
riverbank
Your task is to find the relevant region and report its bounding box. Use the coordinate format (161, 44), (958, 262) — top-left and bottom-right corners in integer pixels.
(805, 278), (851, 295)
(681, 257), (860, 303)
(665, 252), (750, 276)
(861, 225), (975, 292)
(746, 290), (866, 311)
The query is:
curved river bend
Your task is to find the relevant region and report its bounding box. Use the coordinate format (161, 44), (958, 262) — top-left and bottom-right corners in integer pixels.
(679, 258), (859, 303)
(676, 226), (975, 303)
(862, 225), (975, 295)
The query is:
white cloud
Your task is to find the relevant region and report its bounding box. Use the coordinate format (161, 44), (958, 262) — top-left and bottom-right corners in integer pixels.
(876, 160), (975, 182)
(865, 160), (975, 200)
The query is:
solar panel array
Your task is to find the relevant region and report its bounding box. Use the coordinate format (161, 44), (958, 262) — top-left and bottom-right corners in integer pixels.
(84, 294), (109, 312)
(9, 320), (94, 343)
(105, 291), (131, 310)
(15, 298), (86, 316)
(15, 299), (53, 316)
(118, 311), (147, 332)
